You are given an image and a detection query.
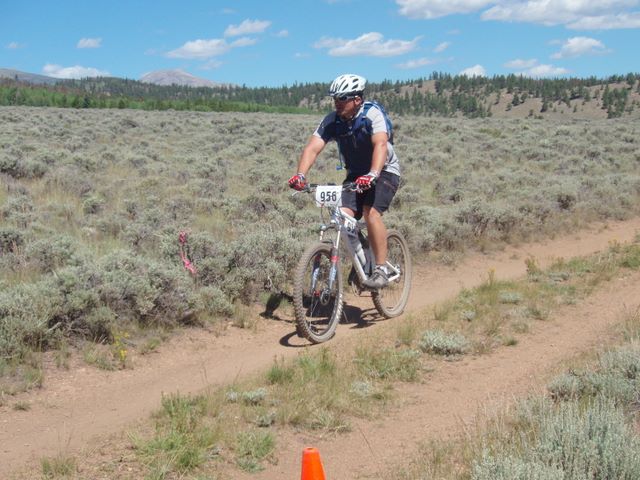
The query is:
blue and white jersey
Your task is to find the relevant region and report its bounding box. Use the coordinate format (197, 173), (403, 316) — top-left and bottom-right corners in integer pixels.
(313, 102), (400, 178)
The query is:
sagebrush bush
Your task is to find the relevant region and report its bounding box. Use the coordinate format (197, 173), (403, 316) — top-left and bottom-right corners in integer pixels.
(196, 285), (234, 317)
(473, 453), (564, 480)
(548, 345), (640, 404)
(24, 234), (86, 272)
(1, 193), (35, 228)
(418, 329), (470, 356)
(95, 249), (197, 325)
(472, 397), (640, 480)
(2, 106), (640, 366)
(0, 227), (24, 254)
(0, 279), (61, 358)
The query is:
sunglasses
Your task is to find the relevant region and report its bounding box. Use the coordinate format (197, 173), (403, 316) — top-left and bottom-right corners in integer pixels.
(334, 94), (357, 102)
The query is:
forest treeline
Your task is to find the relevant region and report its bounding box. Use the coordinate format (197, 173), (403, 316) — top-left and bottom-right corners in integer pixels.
(1, 71), (639, 118)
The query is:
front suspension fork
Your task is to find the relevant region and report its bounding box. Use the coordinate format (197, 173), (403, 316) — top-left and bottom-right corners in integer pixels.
(309, 246), (339, 304)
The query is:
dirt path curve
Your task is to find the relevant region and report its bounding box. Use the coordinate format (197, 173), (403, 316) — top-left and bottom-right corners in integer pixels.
(2, 218), (640, 477)
(234, 268), (640, 480)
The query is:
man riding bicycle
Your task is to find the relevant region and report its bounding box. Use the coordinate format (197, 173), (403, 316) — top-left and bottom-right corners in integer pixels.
(289, 73), (400, 289)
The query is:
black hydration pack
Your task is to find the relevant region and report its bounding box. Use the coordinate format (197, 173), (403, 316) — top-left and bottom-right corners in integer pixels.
(359, 100), (394, 144)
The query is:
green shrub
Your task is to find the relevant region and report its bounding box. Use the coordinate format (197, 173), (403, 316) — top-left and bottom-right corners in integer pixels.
(548, 346), (640, 405)
(221, 229), (303, 301)
(473, 454), (564, 480)
(620, 244), (640, 269)
(406, 206), (465, 251)
(196, 285), (234, 317)
(498, 291), (523, 305)
(95, 249), (197, 326)
(25, 234), (85, 272)
(82, 194), (105, 215)
(44, 165), (94, 197)
(472, 398), (640, 480)
(0, 227), (24, 254)
(418, 330), (470, 356)
(0, 280), (62, 358)
(1, 194), (35, 228)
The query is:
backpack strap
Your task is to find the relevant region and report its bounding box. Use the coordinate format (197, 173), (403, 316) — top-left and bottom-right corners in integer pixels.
(362, 101), (394, 144)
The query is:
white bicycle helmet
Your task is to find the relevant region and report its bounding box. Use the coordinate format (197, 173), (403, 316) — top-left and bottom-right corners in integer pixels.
(328, 73), (366, 98)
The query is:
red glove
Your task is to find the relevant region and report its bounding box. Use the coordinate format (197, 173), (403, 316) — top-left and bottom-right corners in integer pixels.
(355, 172), (378, 191)
(288, 173), (307, 191)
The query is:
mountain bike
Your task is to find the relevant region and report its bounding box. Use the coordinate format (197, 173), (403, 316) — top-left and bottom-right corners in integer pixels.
(292, 183), (412, 343)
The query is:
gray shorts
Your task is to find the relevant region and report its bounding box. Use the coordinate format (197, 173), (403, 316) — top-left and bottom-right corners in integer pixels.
(341, 171), (400, 219)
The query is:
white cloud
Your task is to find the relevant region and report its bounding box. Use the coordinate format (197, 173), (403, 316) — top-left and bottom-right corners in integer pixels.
(397, 0), (494, 19)
(504, 58), (538, 69)
(481, 0), (640, 28)
(43, 63), (109, 79)
(275, 30), (289, 38)
(397, 0), (640, 29)
(200, 60), (223, 70)
(7, 41), (24, 49)
(314, 32), (420, 57)
(396, 57), (437, 69)
(224, 19), (271, 37)
(434, 41), (451, 52)
(551, 36), (610, 59)
(460, 64), (486, 76)
(77, 37), (102, 48)
(314, 37), (346, 49)
(504, 58), (569, 78)
(230, 37), (257, 47)
(567, 12), (640, 29)
(167, 39), (231, 59)
(166, 35), (257, 59)
(523, 64), (570, 77)
(504, 58), (570, 77)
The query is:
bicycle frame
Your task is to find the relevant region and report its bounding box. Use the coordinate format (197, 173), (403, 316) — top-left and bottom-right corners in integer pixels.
(310, 186), (402, 293)
(292, 182), (412, 343)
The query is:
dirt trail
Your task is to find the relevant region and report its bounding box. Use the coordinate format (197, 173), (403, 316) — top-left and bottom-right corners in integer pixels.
(2, 218), (640, 478)
(233, 270), (640, 480)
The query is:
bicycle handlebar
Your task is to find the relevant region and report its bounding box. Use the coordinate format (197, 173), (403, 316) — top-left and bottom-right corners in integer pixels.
(301, 182), (358, 193)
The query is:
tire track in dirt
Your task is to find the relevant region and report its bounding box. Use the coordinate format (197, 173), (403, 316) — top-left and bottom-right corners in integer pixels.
(2, 218), (640, 478)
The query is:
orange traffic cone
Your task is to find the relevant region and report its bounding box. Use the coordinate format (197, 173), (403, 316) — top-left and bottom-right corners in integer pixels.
(300, 447), (326, 480)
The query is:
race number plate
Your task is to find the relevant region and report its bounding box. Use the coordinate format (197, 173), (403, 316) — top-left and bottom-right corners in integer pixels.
(315, 185), (342, 207)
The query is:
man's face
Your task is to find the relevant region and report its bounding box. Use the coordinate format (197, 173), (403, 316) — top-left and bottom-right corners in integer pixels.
(334, 95), (362, 120)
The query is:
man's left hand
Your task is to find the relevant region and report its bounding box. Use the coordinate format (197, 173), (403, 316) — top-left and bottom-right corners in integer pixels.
(355, 172), (378, 191)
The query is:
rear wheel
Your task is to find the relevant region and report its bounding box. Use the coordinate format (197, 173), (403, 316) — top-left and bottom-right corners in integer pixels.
(293, 242), (343, 343)
(372, 230), (412, 318)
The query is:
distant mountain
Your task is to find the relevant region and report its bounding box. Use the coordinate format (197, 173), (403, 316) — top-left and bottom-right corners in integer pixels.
(0, 68), (59, 85)
(140, 69), (223, 88)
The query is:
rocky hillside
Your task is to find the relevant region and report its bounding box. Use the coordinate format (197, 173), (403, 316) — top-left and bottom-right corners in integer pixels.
(139, 69), (225, 88)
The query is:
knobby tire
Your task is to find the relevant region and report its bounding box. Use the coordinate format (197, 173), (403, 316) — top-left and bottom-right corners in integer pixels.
(293, 242), (344, 343)
(372, 230), (412, 318)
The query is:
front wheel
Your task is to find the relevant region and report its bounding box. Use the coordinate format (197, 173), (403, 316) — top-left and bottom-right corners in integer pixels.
(372, 230), (412, 318)
(293, 242), (344, 343)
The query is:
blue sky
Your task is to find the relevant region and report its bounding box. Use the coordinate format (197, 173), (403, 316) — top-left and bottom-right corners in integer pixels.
(2, 0), (639, 87)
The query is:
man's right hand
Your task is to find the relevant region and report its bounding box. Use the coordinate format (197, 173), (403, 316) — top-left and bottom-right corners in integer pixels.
(288, 173), (307, 191)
